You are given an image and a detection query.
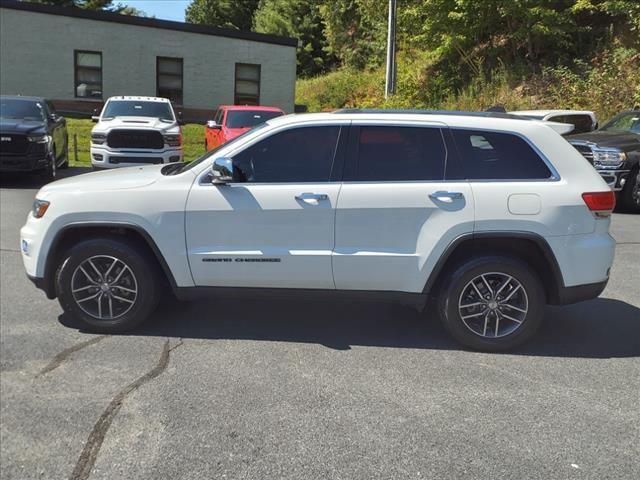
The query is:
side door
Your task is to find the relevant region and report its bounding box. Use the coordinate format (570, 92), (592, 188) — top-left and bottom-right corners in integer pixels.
(333, 122), (474, 293)
(185, 122), (348, 288)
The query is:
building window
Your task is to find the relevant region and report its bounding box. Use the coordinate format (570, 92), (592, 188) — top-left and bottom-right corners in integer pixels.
(156, 57), (183, 105)
(234, 63), (260, 105)
(74, 50), (102, 99)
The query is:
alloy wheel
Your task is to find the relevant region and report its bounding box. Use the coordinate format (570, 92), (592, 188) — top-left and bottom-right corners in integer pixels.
(458, 272), (529, 338)
(70, 255), (138, 320)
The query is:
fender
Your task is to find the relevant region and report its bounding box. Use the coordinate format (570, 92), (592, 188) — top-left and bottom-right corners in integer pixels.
(422, 231), (566, 303)
(41, 221), (178, 299)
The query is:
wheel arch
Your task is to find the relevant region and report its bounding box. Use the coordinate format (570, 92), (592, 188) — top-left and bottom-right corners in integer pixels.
(42, 222), (177, 299)
(423, 231), (566, 305)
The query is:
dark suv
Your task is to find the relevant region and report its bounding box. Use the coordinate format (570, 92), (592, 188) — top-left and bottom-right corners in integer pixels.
(0, 96), (68, 179)
(568, 109), (640, 212)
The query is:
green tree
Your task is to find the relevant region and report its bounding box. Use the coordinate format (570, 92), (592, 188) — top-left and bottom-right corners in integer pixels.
(253, 0), (334, 77)
(25, 0), (145, 14)
(185, 0), (260, 30)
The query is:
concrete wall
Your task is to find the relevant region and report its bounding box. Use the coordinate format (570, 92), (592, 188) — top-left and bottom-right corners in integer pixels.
(0, 7), (297, 115)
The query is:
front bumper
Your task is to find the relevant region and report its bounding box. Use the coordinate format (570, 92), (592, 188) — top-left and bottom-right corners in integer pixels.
(91, 146), (183, 169)
(596, 168), (631, 191)
(0, 153), (49, 172)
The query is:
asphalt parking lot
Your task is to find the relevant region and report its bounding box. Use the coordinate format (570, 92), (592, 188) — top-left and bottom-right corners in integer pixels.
(1, 169), (639, 480)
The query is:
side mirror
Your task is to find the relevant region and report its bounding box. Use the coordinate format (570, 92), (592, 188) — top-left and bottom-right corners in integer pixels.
(91, 116), (100, 123)
(177, 111), (185, 126)
(206, 120), (221, 129)
(210, 157), (233, 184)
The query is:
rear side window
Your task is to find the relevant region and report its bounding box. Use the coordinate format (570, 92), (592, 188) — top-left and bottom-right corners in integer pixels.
(452, 129), (552, 180)
(352, 126), (446, 181)
(232, 126), (340, 183)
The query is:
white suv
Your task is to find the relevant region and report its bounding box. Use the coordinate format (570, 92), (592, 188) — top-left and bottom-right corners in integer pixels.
(20, 110), (616, 351)
(90, 96), (183, 169)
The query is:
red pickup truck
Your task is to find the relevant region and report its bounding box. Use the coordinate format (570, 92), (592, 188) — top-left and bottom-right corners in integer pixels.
(205, 105), (285, 151)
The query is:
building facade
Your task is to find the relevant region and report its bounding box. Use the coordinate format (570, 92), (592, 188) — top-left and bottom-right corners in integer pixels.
(0, 0), (297, 121)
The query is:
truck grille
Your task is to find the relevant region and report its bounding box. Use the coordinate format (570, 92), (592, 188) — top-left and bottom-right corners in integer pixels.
(570, 143), (594, 164)
(109, 156), (163, 164)
(0, 134), (29, 154)
(107, 130), (164, 149)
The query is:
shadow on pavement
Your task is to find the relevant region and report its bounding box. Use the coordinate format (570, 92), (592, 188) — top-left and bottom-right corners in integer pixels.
(0, 167), (90, 189)
(60, 296), (640, 358)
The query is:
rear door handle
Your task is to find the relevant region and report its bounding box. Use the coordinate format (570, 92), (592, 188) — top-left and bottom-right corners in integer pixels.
(295, 193), (329, 203)
(429, 191), (464, 202)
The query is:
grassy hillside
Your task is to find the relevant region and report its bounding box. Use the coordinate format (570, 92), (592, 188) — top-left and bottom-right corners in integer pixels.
(66, 119), (206, 167)
(296, 47), (640, 122)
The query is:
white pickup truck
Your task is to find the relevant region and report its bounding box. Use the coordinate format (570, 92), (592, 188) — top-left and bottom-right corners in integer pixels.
(90, 96), (183, 169)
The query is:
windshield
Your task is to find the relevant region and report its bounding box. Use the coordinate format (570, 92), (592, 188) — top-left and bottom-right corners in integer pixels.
(600, 112), (640, 134)
(226, 110), (283, 129)
(164, 123), (269, 175)
(0, 99), (46, 121)
(102, 101), (174, 121)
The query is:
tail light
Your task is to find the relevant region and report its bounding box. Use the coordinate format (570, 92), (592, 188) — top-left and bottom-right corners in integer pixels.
(582, 191), (615, 217)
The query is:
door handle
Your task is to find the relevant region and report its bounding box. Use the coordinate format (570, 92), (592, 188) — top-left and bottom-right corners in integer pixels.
(429, 191), (464, 202)
(295, 193), (329, 203)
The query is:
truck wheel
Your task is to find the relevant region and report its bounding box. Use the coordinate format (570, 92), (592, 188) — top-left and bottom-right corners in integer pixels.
(59, 141), (69, 169)
(621, 167), (640, 213)
(55, 238), (161, 333)
(437, 256), (544, 352)
(41, 152), (57, 181)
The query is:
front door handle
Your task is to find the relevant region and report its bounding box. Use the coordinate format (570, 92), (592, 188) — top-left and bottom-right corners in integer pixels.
(429, 191), (464, 203)
(295, 193), (329, 204)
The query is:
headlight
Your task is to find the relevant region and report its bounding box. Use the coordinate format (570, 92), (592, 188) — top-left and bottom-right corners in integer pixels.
(28, 135), (51, 144)
(593, 148), (627, 169)
(164, 133), (182, 147)
(91, 132), (107, 145)
(32, 199), (50, 218)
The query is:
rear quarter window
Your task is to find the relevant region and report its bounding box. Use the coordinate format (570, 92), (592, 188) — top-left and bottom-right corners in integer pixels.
(452, 129), (553, 180)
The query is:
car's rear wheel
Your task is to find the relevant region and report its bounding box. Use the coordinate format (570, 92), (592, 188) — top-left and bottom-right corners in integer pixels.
(438, 256), (544, 352)
(55, 238), (160, 332)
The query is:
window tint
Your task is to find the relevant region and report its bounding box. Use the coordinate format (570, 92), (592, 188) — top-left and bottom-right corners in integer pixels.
(157, 57), (183, 105)
(102, 101), (174, 121)
(226, 110), (283, 129)
(353, 126), (446, 181)
(452, 129), (552, 180)
(75, 51), (102, 99)
(232, 126), (340, 183)
(235, 63), (260, 105)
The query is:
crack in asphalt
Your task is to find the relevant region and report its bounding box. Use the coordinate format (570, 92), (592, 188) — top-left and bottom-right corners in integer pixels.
(0, 248), (21, 253)
(38, 336), (109, 376)
(69, 339), (182, 480)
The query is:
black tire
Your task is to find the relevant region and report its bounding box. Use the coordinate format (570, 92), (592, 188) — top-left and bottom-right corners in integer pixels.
(621, 167), (640, 213)
(55, 238), (161, 333)
(437, 256), (544, 352)
(41, 151), (56, 181)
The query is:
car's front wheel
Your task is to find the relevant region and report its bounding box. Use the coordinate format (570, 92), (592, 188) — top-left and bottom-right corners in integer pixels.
(55, 238), (160, 332)
(438, 256), (544, 352)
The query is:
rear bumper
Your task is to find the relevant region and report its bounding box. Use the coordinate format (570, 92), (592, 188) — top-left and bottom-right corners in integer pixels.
(553, 279), (608, 305)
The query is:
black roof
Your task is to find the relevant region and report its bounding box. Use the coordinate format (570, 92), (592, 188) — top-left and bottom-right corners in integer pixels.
(0, 0), (297, 47)
(333, 108), (527, 121)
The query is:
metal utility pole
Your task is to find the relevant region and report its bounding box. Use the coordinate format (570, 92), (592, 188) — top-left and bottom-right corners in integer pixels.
(385, 0), (397, 99)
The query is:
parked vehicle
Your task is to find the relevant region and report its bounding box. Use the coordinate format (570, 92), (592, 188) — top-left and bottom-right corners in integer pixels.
(205, 105), (284, 151)
(21, 110), (615, 352)
(510, 109), (598, 134)
(0, 95), (68, 179)
(568, 109), (640, 212)
(90, 96), (183, 169)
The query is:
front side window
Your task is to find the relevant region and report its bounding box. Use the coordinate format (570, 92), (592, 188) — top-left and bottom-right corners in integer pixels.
(231, 126), (340, 183)
(234, 63), (260, 105)
(75, 51), (102, 99)
(157, 57), (183, 105)
(102, 101), (174, 121)
(452, 129), (552, 180)
(351, 126), (446, 181)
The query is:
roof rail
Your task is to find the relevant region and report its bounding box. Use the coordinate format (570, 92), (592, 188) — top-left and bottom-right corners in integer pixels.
(332, 108), (527, 121)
